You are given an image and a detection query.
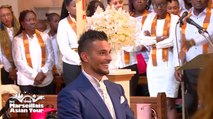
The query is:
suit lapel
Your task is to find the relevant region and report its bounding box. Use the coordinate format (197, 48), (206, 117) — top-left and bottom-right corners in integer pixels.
(78, 74), (112, 119)
(104, 81), (125, 119)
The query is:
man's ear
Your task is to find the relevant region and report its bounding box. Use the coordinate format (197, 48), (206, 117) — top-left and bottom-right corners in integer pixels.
(80, 52), (89, 62)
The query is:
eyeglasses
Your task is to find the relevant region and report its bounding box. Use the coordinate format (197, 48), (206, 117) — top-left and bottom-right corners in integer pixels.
(134, 0), (149, 2)
(153, 2), (167, 8)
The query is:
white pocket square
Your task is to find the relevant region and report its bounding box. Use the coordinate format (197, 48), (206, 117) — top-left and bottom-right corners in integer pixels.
(120, 96), (125, 104)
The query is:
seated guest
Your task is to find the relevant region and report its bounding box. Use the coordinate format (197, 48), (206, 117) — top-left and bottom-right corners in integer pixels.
(13, 10), (54, 94)
(57, 30), (134, 119)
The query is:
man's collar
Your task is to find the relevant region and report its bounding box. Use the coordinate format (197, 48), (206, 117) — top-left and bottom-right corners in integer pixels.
(82, 69), (108, 82)
(191, 7), (208, 17)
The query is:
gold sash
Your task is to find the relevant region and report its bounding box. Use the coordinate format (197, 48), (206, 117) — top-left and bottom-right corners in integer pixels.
(209, 0), (213, 9)
(23, 30), (46, 68)
(181, 9), (211, 54)
(150, 13), (171, 66)
(67, 16), (76, 33)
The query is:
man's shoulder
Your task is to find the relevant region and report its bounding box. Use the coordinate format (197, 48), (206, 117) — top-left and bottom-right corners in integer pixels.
(59, 73), (86, 92)
(57, 80), (80, 99)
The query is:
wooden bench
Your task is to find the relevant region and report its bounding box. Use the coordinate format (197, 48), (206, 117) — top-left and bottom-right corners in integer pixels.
(130, 93), (167, 119)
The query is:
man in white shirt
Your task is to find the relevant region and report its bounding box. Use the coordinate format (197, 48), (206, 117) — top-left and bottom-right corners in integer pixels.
(58, 30), (134, 119)
(0, 5), (19, 84)
(175, 0), (213, 118)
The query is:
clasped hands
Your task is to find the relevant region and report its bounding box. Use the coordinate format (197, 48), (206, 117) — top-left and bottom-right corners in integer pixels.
(34, 71), (46, 85)
(9, 68), (17, 80)
(143, 30), (168, 46)
(178, 39), (195, 63)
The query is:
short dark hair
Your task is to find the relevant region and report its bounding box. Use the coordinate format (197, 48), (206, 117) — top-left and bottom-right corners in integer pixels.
(78, 30), (108, 60)
(46, 12), (60, 22)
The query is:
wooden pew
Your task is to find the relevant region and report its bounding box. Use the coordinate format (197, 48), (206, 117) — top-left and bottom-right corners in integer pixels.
(130, 93), (167, 119)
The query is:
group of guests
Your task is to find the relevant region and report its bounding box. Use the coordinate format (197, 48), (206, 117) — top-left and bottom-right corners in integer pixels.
(0, 6), (61, 94)
(1, 0), (213, 118)
(131, 0), (213, 119)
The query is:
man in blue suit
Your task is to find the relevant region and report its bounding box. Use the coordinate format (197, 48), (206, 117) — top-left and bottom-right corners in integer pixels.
(57, 30), (134, 119)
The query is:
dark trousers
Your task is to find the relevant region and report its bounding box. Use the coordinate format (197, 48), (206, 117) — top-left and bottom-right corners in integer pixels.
(63, 62), (81, 86)
(122, 64), (140, 96)
(19, 81), (54, 94)
(1, 68), (14, 84)
(183, 69), (200, 118)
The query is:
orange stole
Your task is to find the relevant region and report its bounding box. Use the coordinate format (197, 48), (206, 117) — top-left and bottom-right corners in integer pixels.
(141, 10), (150, 26)
(181, 9), (211, 54)
(209, 0), (213, 8)
(150, 13), (171, 66)
(67, 16), (76, 33)
(23, 30), (46, 68)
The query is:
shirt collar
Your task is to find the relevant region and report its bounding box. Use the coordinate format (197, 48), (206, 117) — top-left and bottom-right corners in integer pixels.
(191, 7), (208, 17)
(82, 69), (108, 87)
(69, 14), (76, 22)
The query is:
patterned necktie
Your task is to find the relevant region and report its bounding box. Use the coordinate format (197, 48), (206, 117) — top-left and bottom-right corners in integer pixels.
(99, 80), (116, 119)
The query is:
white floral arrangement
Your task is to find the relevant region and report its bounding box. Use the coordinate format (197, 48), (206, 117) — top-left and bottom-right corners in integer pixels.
(86, 6), (137, 50)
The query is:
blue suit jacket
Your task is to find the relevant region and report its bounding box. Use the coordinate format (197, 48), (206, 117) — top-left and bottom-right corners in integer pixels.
(57, 72), (134, 119)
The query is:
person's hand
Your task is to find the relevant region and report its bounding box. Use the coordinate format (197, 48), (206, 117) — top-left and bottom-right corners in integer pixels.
(143, 30), (151, 36)
(178, 50), (186, 63)
(175, 69), (183, 82)
(34, 72), (46, 85)
(182, 39), (195, 51)
(156, 36), (169, 42)
(9, 68), (17, 80)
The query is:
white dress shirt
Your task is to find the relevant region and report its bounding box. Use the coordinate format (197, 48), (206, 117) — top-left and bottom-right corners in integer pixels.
(57, 15), (81, 66)
(49, 34), (62, 75)
(13, 31), (54, 87)
(175, 8), (213, 67)
(0, 45), (12, 72)
(82, 70), (116, 119)
(6, 27), (14, 42)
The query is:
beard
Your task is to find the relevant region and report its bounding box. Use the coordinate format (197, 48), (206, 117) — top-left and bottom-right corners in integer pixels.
(92, 67), (109, 76)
